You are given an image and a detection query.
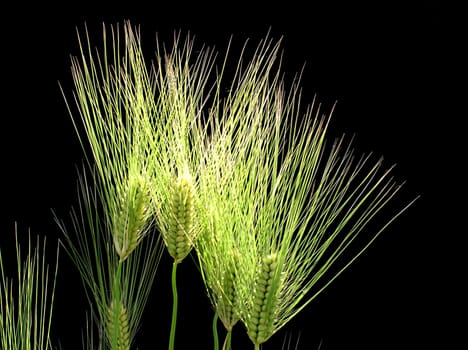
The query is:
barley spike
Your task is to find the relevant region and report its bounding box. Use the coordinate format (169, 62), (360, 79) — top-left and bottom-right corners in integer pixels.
(247, 252), (283, 345)
(165, 171), (196, 263)
(106, 299), (131, 350)
(113, 174), (151, 261)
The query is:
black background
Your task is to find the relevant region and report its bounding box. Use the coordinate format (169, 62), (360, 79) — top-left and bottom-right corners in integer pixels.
(1, 1), (460, 349)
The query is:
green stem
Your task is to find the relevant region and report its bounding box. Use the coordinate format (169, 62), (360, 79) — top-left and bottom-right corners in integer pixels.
(222, 329), (232, 350)
(112, 261), (123, 350)
(169, 262), (178, 350)
(254, 344), (260, 350)
(212, 313), (219, 350)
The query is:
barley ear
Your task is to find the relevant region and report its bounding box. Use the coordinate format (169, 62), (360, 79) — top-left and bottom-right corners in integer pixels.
(106, 299), (131, 350)
(164, 171), (196, 263)
(113, 174), (152, 261)
(217, 250), (242, 330)
(247, 252), (283, 345)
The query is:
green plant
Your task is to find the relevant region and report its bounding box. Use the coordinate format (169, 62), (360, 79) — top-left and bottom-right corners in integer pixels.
(195, 35), (418, 349)
(2, 20), (418, 350)
(58, 22), (217, 350)
(148, 36), (217, 350)
(57, 23), (163, 349)
(0, 228), (59, 350)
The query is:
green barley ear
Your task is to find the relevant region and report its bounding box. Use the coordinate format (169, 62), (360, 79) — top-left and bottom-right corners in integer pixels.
(61, 21), (158, 262)
(106, 299), (131, 350)
(163, 170), (196, 264)
(57, 21), (163, 349)
(57, 169), (163, 350)
(247, 252), (284, 345)
(112, 172), (152, 261)
(217, 249), (241, 331)
(159, 169), (198, 350)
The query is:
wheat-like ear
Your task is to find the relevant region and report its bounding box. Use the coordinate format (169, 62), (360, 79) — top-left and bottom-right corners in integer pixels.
(217, 252), (241, 330)
(61, 21), (158, 261)
(145, 34), (217, 350)
(106, 299), (131, 350)
(246, 252), (284, 345)
(57, 168), (163, 350)
(163, 171), (197, 264)
(57, 21), (163, 350)
(112, 172), (153, 261)
(150, 35), (215, 265)
(193, 35), (284, 350)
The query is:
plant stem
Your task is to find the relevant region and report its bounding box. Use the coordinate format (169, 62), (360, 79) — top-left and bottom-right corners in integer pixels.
(169, 262), (178, 350)
(212, 313), (219, 350)
(112, 261), (123, 350)
(222, 329), (232, 350)
(254, 344), (260, 350)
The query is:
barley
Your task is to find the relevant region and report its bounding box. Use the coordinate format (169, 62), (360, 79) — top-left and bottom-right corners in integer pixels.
(218, 253), (241, 330)
(106, 299), (131, 350)
(113, 173), (151, 261)
(247, 252), (283, 345)
(164, 171), (196, 263)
